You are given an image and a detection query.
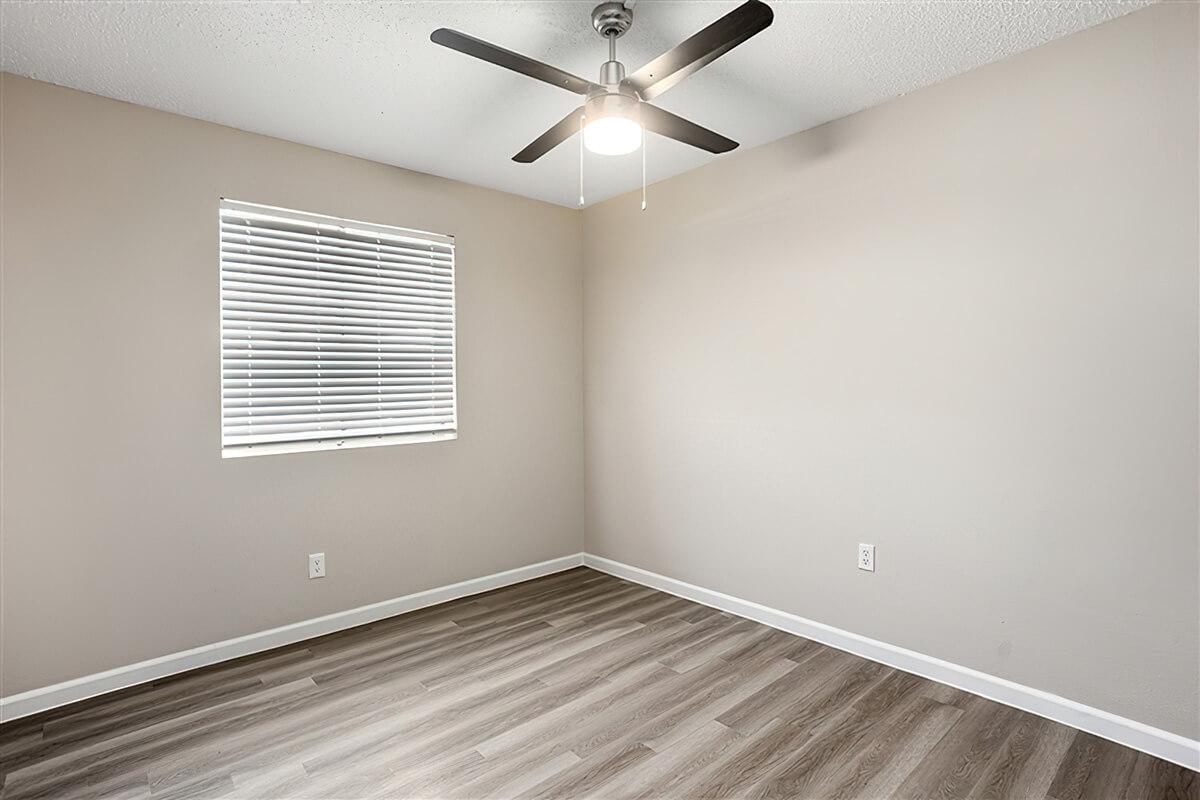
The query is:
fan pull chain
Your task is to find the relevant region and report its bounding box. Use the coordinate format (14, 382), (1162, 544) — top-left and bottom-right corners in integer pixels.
(641, 126), (647, 211)
(579, 113), (586, 207)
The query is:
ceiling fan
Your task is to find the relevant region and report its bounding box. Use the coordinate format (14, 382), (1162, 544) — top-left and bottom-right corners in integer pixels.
(430, 0), (774, 163)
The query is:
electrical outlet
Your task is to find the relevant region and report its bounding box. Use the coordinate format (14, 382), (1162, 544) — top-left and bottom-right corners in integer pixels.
(308, 552), (326, 579)
(857, 543), (875, 572)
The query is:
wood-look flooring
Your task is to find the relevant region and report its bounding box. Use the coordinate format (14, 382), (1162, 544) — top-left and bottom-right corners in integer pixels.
(1, 567), (1195, 799)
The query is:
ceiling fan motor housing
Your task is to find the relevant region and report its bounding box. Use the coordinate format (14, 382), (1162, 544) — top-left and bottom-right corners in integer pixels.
(598, 59), (625, 86)
(585, 90), (640, 125)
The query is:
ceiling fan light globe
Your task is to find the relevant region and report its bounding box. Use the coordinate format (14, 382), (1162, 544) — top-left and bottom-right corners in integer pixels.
(583, 116), (642, 155)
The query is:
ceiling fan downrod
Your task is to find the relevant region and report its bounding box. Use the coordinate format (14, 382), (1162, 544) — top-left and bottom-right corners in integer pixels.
(592, 2), (633, 86)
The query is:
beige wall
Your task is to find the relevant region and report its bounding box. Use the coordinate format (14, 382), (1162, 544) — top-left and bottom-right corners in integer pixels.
(3, 1), (1195, 742)
(0, 74), (584, 696)
(583, 3), (1199, 739)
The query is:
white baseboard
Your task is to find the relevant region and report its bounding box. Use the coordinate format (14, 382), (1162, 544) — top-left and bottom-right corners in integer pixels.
(4, 550), (1195, 772)
(583, 553), (1200, 772)
(0, 553), (585, 724)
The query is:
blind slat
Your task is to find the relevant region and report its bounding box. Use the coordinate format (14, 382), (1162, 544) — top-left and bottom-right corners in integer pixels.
(223, 344), (452, 357)
(220, 240), (453, 274)
(225, 393), (454, 408)
(220, 269), (453, 300)
(223, 278), (454, 306)
(222, 289), (454, 316)
(227, 372), (452, 381)
(223, 413), (455, 435)
(219, 209), (452, 252)
(221, 252), (452, 284)
(222, 309), (452, 332)
(221, 262), (452, 293)
(222, 346), (452, 358)
(224, 332), (451, 344)
(224, 421), (456, 447)
(223, 377), (454, 388)
(221, 199), (456, 452)
(222, 320), (453, 341)
(219, 227), (453, 265)
(225, 404), (455, 423)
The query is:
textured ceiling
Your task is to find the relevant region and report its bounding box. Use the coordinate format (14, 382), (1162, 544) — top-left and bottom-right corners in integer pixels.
(1, 0), (1150, 207)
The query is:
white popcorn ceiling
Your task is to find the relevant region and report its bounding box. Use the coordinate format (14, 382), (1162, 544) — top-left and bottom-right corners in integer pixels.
(1, 0), (1152, 208)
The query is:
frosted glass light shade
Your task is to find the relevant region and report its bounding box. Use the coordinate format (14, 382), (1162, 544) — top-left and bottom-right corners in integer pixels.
(583, 117), (642, 156)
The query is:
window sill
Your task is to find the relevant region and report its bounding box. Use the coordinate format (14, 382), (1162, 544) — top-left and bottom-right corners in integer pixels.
(222, 430), (457, 459)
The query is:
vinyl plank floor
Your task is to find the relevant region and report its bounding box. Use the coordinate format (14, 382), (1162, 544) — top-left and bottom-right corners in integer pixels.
(1, 567), (1195, 799)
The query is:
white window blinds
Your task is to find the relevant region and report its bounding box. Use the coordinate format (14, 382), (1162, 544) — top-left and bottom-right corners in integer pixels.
(220, 199), (456, 457)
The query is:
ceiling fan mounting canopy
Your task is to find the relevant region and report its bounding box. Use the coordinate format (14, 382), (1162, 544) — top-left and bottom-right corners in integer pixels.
(591, 2), (634, 39)
(430, 0), (774, 162)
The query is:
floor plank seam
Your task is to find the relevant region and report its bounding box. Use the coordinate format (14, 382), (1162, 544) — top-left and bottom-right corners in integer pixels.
(2, 568), (1194, 800)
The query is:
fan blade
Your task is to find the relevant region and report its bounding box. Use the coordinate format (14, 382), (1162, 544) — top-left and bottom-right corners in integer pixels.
(621, 0), (774, 101)
(431, 29), (598, 95)
(640, 103), (737, 154)
(514, 107), (586, 163)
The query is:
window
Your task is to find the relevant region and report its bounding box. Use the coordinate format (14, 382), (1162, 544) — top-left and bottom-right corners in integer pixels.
(219, 199), (456, 457)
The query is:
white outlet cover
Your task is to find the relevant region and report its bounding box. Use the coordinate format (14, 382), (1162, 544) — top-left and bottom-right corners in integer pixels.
(858, 544), (875, 572)
(308, 552), (326, 579)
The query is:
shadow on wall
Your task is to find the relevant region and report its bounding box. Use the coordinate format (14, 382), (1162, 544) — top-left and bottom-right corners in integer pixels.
(671, 121), (840, 232)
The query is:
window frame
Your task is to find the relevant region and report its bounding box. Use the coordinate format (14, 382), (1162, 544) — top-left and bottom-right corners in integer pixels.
(218, 198), (457, 459)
